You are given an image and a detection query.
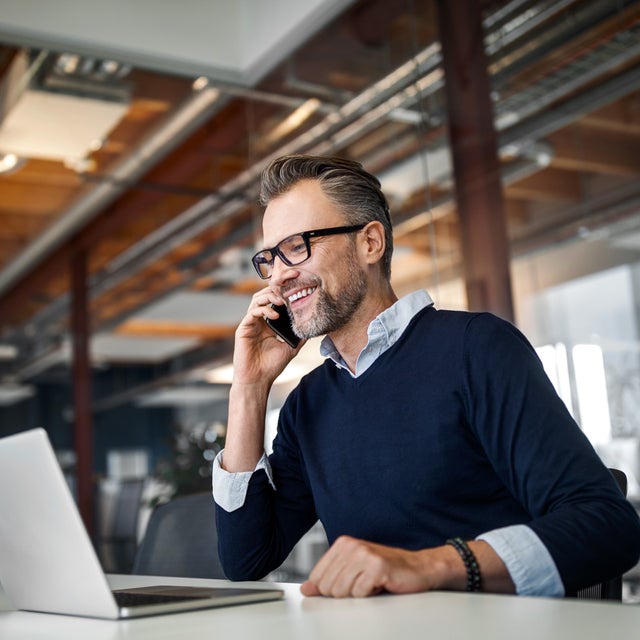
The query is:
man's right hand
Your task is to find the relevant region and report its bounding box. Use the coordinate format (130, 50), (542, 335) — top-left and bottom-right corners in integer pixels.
(232, 286), (304, 387)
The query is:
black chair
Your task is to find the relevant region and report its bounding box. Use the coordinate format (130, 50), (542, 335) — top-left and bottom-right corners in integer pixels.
(132, 491), (226, 579)
(97, 478), (145, 573)
(574, 468), (627, 601)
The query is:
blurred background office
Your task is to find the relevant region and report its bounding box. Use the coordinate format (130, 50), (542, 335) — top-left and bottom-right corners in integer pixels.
(0, 0), (639, 593)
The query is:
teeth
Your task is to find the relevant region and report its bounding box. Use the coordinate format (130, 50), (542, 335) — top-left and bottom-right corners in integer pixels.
(288, 287), (315, 303)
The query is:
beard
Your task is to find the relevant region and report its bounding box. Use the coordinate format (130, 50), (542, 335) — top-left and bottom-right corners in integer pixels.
(290, 257), (368, 339)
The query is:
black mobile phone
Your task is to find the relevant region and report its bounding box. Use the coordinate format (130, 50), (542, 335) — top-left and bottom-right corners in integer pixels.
(265, 304), (300, 348)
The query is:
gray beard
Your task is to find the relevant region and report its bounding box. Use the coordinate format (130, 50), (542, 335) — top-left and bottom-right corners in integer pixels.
(291, 261), (368, 339)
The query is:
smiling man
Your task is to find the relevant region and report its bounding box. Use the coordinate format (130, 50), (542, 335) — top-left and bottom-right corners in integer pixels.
(212, 154), (640, 598)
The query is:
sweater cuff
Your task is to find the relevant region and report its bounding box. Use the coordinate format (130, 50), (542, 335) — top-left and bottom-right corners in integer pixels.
(211, 450), (275, 512)
(477, 525), (565, 597)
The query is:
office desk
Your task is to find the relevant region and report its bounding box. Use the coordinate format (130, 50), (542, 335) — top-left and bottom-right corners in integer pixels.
(1, 574), (639, 640)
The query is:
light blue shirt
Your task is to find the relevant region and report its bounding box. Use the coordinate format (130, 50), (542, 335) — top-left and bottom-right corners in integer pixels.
(213, 290), (564, 596)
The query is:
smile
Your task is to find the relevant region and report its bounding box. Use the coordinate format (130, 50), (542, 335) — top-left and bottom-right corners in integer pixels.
(288, 287), (316, 303)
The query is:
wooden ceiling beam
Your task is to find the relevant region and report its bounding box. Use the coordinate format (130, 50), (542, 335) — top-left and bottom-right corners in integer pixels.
(504, 167), (583, 202)
(579, 97), (640, 135)
(116, 318), (235, 340)
(548, 127), (640, 176)
(0, 182), (81, 214)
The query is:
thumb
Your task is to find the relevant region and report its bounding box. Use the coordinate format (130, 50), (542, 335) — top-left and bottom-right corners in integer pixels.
(300, 580), (321, 597)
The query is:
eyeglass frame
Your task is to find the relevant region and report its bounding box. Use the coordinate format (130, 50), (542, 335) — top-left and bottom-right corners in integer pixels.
(251, 224), (366, 279)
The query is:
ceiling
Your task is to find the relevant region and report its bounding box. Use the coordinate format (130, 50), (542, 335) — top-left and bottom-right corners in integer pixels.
(0, 0), (640, 408)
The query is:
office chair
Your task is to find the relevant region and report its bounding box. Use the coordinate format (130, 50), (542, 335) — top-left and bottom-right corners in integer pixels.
(574, 468), (627, 601)
(98, 478), (146, 573)
(132, 491), (226, 579)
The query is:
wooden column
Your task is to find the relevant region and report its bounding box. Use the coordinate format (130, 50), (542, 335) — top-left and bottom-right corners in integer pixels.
(435, 0), (514, 322)
(70, 249), (94, 534)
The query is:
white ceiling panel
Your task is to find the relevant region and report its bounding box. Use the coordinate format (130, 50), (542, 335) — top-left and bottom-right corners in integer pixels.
(135, 291), (252, 326)
(91, 334), (199, 363)
(0, 0), (355, 85)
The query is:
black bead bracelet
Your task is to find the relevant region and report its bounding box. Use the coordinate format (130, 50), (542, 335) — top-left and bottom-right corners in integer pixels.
(446, 537), (482, 592)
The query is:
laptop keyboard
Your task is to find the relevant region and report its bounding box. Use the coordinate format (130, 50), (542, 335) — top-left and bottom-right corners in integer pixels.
(113, 591), (201, 607)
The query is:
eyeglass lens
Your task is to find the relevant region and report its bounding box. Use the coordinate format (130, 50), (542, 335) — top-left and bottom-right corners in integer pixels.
(252, 224), (365, 279)
(253, 234), (308, 278)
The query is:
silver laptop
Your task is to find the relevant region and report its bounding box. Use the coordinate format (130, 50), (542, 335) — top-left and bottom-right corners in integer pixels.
(0, 428), (283, 619)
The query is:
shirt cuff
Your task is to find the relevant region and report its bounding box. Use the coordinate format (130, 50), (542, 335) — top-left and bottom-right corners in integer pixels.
(477, 525), (565, 597)
(211, 449), (275, 512)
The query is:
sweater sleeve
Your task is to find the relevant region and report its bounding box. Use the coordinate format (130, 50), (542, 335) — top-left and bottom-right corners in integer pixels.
(463, 313), (640, 594)
(214, 396), (318, 581)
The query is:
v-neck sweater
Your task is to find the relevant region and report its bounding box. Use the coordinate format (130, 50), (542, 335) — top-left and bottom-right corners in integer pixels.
(216, 306), (640, 594)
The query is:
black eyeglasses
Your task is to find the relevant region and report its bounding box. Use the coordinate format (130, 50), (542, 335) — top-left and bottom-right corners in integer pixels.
(251, 224), (366, 279)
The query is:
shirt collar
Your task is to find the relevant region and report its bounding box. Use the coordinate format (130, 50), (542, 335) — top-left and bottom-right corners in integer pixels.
(320, 289), (434, 376)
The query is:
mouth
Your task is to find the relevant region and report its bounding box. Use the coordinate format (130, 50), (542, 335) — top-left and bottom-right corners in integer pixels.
(286, 286), (317, 305)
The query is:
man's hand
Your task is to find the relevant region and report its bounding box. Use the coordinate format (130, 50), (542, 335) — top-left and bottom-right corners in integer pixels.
(300, 535), (515, 598)
(232, 286), (304, 387)
(300, 536), (449, 598)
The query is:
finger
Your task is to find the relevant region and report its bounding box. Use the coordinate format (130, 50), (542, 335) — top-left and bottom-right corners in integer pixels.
(300, 580), (321, 597)
(306, 539), (345, 588)
(307, 538), (364, 598)
(328, 566), (362, 598)
(248, 288), (280, 311)
(351, 571), (385, 598)
(257, 287), (284, 307)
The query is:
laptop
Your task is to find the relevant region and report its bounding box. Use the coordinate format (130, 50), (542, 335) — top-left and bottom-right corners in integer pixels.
(0, 428), (284, 619)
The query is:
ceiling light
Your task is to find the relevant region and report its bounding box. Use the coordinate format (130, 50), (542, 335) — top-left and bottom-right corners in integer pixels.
(0, 153), (25, 174)
(136, 385), (228, 407)
(192, 76), (210, 91)
(0, 50), (130, 166)
(0, 344), (18, 360)
(0, 383), (34, 406)
(55, 53), (80, 74)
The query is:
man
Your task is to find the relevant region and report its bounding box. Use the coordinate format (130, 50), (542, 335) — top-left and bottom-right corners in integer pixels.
(212, 154), (640, 598)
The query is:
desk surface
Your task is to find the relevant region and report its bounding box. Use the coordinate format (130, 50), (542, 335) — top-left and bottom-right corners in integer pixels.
(1, 574), (639, 640)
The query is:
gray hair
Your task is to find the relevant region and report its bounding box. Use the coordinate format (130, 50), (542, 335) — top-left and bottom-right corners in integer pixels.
(259, 155), (393, 279)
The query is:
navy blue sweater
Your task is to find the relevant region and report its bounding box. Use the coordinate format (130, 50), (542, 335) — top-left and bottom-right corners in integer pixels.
(216, 307), (640, 593)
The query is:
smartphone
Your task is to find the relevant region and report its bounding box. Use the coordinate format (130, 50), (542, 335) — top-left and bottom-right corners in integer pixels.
(265, 303), (300, 348)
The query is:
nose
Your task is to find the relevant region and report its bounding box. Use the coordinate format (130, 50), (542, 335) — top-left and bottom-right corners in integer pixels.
(270, 255), (298, 287)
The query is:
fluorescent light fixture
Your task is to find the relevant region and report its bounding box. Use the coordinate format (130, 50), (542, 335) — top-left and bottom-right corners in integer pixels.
(0, 383), (35, 406)
(0, 89), (129, 163)
(0, 343), (18, 360)
(136, 385), (229, 407)
(0, 50), (130, 166)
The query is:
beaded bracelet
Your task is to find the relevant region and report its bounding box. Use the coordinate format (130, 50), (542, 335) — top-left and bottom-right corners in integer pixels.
(446, 537), (482, 592)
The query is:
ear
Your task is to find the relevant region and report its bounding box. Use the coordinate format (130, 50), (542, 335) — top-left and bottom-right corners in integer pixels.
(358, 221), (386, 267)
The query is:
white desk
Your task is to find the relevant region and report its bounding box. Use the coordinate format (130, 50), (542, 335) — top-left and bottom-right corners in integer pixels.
(1, 574), (639, 640)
